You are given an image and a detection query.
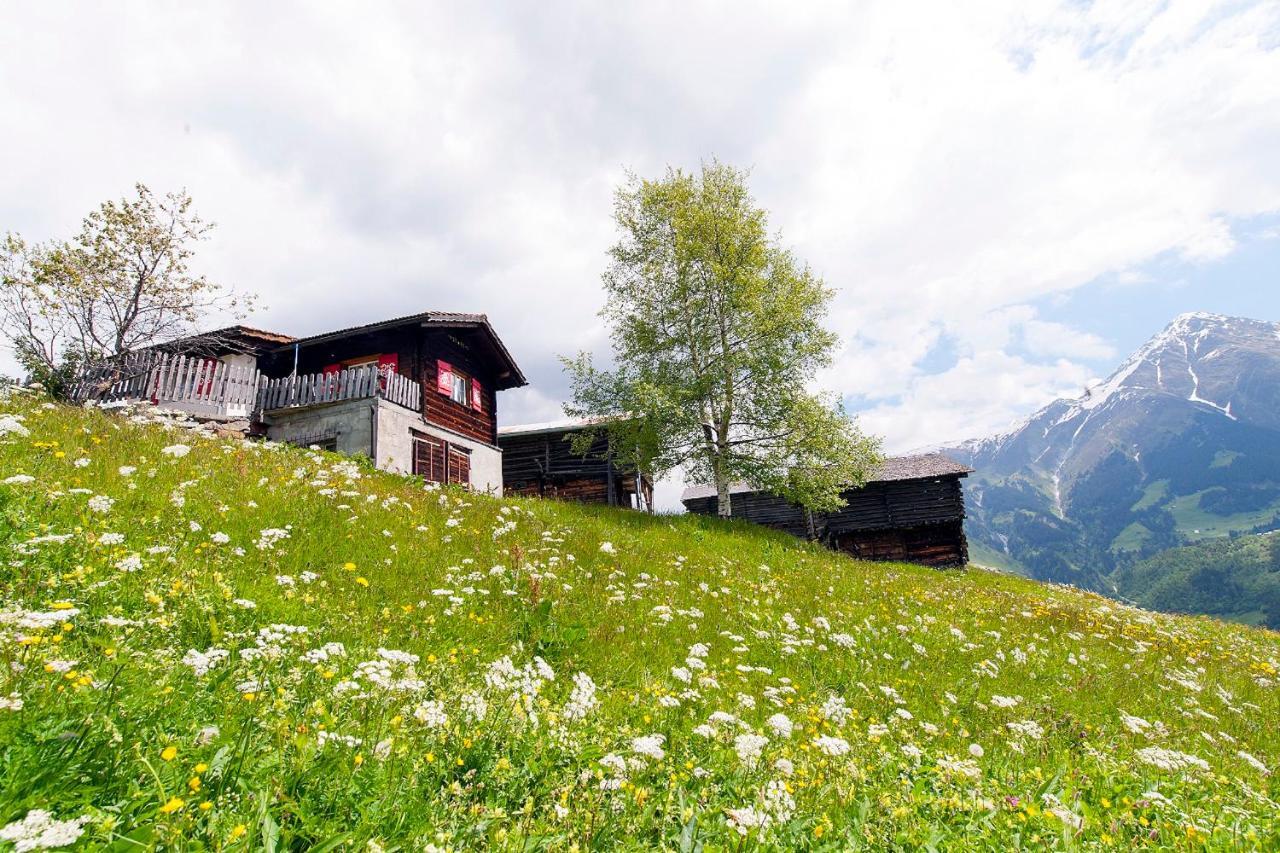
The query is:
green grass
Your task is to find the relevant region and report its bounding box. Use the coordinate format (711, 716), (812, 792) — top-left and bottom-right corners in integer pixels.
(965, 539), (1030, 576)
(0, 389), (1278, 850)
(1109, 521), (1153, 554)
(1130, 480), (1170, 513)
(1167, 489), (1280, 540)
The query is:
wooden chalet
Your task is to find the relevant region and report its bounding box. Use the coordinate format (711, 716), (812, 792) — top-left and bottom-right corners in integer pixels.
(681, 453), (973, 567)
(497, 419), (654, 511)
(70, 312), (527, 492)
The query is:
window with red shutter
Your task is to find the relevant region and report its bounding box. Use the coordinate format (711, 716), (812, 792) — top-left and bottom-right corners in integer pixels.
(376, 353), (398, 390)
(435, 360), (453, 395)
(470, 378), (483, 411)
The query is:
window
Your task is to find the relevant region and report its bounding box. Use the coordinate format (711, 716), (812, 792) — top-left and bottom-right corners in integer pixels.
(449, 371), (470, 406)
(413, 436), (445, 483)
(447, 445), (471, 486)
(413, 434), (471, 487)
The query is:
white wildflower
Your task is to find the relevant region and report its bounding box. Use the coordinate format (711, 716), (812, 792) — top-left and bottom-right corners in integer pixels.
(734, 733), (769, 768)
(814, 735), (850, 757)
(766, 713), (793, 739)
(0, 809), (90, 850)
(631, 733), (666, 760)
(413, 700), (449, 729)
(1136, 747), (1210, 773)
(181, 647), (230, 676)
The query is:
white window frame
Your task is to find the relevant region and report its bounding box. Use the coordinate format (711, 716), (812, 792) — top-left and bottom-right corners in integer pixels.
(449, 371), (470, 405)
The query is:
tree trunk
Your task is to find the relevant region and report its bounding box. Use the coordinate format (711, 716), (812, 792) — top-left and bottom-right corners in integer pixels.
(715, 468), (732, 518)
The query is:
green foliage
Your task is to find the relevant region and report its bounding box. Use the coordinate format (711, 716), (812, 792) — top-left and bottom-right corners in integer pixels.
(1111, 532), (1280, 624)
(565, 161), (880, 515)
(0, 390), (1277, 849)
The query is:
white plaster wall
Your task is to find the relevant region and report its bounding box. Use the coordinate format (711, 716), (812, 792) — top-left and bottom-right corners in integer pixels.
(374, 399), (503, 493)
(221, 353), (257, 371)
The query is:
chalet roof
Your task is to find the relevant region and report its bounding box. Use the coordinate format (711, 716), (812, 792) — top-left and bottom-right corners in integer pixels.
(278, 310), (527, 390)
(679, 453), (973, 502)
(497, 416), (617, 438)
(207, 325), (297, 346)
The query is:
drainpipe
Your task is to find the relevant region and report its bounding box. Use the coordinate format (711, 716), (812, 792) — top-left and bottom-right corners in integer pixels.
(291, 343), (299, 376)
(369, 401), (378, 467)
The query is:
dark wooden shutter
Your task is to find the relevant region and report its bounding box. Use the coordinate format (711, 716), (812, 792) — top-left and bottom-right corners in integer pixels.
(413, 436), (446, 483)
(447, 446), (471, 487)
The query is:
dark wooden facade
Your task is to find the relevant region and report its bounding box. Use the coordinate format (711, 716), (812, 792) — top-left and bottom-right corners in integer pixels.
(257, 312), (524, 447)
(681, 454), (972, 567)
(498, 420), (654, 510)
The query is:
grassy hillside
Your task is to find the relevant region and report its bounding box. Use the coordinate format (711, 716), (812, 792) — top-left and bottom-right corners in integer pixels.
(1111, 534), (1280, 628)
(1, 389), (1277, 851)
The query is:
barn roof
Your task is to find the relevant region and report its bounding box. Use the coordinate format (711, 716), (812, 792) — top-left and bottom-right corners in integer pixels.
(679, 453), (973, 502)
(276, 310), (527, 390)
(497, 415), (626, 439)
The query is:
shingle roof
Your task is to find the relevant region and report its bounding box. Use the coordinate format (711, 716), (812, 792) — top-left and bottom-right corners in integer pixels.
(679, 453), (973, 502)
(277, 310), (527, 389)
(217, 325), (297, 345)
(284, 311), (488, 346)
(497, 416), (615, 438)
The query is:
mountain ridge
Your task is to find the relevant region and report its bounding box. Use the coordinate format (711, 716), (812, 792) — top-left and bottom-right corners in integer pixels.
(950, 311), (1280, 597)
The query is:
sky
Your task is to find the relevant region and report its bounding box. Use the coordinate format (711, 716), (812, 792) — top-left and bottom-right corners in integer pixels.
(2, 1), (1279, 509)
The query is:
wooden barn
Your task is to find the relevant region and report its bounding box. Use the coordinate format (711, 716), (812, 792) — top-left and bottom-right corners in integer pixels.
(498, 419), (654, 511)
(681, 453), (973, 567)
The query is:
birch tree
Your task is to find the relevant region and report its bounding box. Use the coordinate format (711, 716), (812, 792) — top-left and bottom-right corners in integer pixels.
(565, 161), (881, 516)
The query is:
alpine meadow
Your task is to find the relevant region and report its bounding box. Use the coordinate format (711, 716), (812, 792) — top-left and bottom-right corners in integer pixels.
(0, 388), (1276, 850)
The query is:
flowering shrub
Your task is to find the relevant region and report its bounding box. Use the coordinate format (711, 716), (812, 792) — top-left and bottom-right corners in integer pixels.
(0, 388), (1276, 849)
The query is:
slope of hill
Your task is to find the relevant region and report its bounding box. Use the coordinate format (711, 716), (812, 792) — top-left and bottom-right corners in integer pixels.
(0, 389), (1277, 849)
(953, 312), (1280, 594)
(1111, 532), (1280, 628)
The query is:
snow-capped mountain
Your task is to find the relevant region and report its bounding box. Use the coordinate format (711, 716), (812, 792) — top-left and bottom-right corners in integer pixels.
(950, 312), (1280, 590)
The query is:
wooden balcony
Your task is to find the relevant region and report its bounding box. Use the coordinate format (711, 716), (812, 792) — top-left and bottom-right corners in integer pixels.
(258, 364), (421, 413)
(71, 354), (422, 421)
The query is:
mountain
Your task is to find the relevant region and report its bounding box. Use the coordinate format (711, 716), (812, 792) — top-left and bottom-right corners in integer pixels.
(951, 312), (1280, 595)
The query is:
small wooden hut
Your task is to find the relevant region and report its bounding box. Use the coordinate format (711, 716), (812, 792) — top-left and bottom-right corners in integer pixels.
(681, 453), (973, 567)
(498, 418), (654, 510)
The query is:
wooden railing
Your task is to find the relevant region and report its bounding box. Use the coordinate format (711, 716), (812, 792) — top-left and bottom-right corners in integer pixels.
(257, 364), (422, 413)
(71, 354), (423, 420)
(71, 353), (261, 419)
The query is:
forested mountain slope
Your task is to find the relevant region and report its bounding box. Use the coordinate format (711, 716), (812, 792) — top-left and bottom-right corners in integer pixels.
(953, 313), (1280, 600)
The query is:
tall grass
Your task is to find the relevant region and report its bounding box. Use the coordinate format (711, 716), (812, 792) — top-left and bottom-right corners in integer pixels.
(0, 389), (1276, 850)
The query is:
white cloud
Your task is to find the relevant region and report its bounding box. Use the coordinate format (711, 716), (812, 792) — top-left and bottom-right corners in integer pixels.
(1021, 320), (1117, 361)
(1, 0), (1278, 490)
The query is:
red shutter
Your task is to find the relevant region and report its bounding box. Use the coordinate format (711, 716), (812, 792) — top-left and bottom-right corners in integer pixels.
(436, 360), (453, 395)
(322, 363), (341, 375)
(377, 354), (398, 390)
(196, 358), (219, 396)
(470, 378), (483, 411)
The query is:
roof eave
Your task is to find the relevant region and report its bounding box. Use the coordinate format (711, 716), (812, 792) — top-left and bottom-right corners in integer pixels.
(270, 311), (528, 389)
